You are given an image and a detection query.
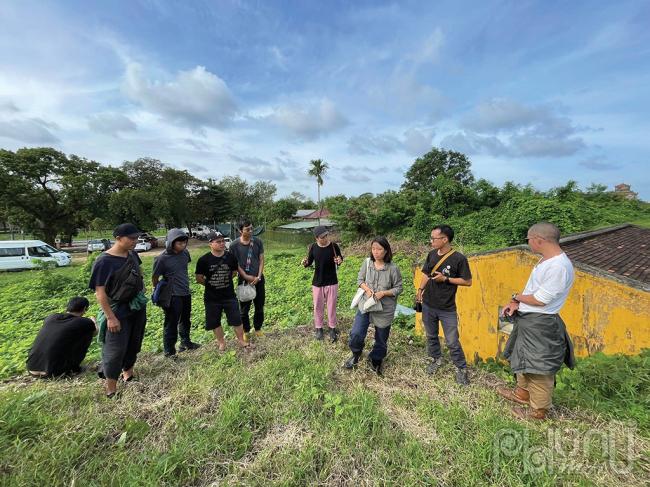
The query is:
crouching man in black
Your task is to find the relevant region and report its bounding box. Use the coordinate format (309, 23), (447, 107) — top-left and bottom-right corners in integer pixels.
(26, 296), (97, 378)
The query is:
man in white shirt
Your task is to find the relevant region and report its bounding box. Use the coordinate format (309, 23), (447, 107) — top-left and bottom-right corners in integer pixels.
(497, 222), (576, 420)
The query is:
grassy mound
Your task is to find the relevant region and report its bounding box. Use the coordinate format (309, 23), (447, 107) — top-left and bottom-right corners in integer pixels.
(1, 325), (648, 486)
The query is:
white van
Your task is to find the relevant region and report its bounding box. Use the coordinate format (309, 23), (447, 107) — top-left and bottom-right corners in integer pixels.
(0, 240), (72, 271)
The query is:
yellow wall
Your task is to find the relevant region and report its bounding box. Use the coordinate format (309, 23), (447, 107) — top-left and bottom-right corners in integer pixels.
(414, 250), (650, 363)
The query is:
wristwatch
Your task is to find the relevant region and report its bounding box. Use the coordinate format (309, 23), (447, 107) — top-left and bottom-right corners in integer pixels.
(511, 293), (520, 303)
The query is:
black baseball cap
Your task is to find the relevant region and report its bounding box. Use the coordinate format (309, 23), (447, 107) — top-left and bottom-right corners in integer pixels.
(313, 225), (329, 238)
(113, 223), (140, 238)
(208, 231), (225, 242)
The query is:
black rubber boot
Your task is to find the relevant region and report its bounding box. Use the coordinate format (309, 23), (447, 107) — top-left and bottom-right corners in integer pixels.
(343, 352), (361, 369)
(368, 357), (383, 376)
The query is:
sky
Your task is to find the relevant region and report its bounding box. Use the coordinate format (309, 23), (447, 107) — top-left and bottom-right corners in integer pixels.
(0, 0), (649, 200)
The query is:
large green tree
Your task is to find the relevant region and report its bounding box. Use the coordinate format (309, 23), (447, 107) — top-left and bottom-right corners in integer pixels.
(401, 148), (474, 192)
(0, 148), (100, 244)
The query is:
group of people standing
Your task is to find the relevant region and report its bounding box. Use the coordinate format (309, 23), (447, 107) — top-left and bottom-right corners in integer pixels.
(26, 219), (575, 420)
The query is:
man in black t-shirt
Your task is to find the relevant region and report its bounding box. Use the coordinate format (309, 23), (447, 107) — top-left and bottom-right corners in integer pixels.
(27, 296), (97, 377)
(416, 224), (473, 385)
(195, 232), (249, 351)
(302, 225), (343, 342)
(89, 223), (147, 398)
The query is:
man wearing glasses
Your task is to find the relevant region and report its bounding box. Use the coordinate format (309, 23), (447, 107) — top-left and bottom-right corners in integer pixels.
(416, 224), (473, 385)
(230, 219), (265, 341)
(497, 222), (575, 420)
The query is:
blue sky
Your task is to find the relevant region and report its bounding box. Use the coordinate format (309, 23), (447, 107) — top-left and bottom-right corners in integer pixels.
(1, 0), (648, 199)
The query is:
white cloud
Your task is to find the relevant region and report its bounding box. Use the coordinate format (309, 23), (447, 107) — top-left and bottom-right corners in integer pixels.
(578, 156), (622, 171)
(88, 113), (137, 136)
(448, 98), (587, 157)
(123, 63), (237, 130)
(230, 155), (287, 181)
(0, 117), (59, 144)
(347, 127), (434, 156)
(402, 127), (434, 156)
(264, 98), (348, 140)
(0, 100), (19, 114)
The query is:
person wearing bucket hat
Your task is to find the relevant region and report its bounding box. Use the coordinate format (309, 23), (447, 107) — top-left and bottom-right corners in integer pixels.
(195, 231), (250, 351)
(302, 226), (342, 342)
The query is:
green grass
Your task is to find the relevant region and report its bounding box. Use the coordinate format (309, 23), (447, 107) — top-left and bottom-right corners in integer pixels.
(1, 242), (648, 484)
(2, 328), (648, 485)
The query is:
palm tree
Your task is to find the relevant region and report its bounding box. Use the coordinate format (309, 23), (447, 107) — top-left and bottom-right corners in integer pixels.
(308, 159), (329, 225)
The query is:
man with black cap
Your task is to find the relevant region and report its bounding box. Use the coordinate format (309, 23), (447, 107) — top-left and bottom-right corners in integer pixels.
(302, 225), (343, 342)
(195, 231), (250, 350)
(153, 228), (200, 357)
(90, 223), (147, 397)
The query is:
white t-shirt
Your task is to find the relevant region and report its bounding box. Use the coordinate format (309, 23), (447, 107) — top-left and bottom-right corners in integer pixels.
(518, 253), (574, 314)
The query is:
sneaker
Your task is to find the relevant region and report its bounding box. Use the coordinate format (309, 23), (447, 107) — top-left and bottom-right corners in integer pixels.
(328, 327), (339, 343)
(455, 367), (470, 386)
(254, 330), (264, 338)
(164, 351), (177, 360)
(315, 328), (324, 340)
(343, 354), (361, 369)
(426, 357), (443, 375)
(179, 341), (201, 352)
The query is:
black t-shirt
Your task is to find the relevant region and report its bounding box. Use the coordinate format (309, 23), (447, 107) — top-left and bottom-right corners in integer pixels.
(89, 252), (143, 290)
(89, 252), (143, 317)
(195, 251), (238, 302)
(26, 313), (95, 376)
(305, 243), (342, 287)
(421, 250), (472, 311)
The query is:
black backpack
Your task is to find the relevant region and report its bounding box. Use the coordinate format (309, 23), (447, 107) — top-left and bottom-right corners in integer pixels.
(104, 251), (144, 303)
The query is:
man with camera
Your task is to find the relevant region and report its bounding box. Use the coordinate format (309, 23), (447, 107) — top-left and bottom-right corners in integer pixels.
(416, 224), (472, 386)
(497, 222), (576, 420)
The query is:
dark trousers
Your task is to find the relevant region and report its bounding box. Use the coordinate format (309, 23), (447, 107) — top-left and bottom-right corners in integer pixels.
(348, 310), (391, 362)
(422, 303), (467, 368)
(101, 308), (147, 380)
(240, 276), (265, 332)
(163, 295), (192, 354)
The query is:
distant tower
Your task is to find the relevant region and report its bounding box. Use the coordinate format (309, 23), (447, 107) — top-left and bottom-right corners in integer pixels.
(613, 183), (638, 200)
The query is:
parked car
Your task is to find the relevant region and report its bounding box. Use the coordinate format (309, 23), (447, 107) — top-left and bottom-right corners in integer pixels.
(134, 238), (152, 252)
(87, 239), (111, 252)
(139, 233), (159, 248)
(192, 226), (213, 239)
(0, 240), (72, 271)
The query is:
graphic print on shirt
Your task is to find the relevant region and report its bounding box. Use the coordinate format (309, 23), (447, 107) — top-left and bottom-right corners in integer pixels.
(207, 262), (233, 290)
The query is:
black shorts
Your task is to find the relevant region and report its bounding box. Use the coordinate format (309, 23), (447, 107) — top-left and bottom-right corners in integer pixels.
(204, 298), (241, 329)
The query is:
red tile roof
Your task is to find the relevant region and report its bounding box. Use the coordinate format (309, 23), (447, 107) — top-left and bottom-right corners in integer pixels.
(305, 208), (331, 219)
(561, 225), (649, 284)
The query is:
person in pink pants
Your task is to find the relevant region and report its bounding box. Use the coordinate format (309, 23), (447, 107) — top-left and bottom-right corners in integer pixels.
(302, 225), (343, 342)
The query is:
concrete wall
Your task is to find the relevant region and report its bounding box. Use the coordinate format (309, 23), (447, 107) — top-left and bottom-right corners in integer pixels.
(414, 249), (650, 363)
